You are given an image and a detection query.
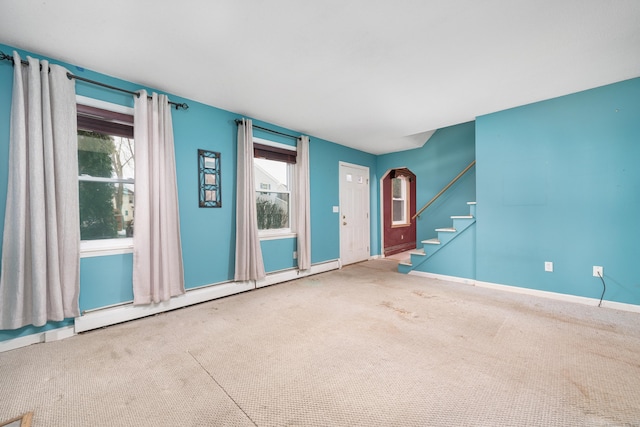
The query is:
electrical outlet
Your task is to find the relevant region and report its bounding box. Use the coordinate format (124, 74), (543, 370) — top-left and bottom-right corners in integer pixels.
(293, 251), (297, 260)
(593, 266), (603, 277)
(544, 261), (553, 272)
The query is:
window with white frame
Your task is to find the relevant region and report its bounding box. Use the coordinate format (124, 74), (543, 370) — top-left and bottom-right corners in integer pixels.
(391, 176), (409, 226)
(76, 97), (135, 245)
(253, 139), (296, 235)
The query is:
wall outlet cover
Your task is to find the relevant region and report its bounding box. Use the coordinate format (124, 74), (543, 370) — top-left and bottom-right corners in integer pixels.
(545, 261), (553, 272)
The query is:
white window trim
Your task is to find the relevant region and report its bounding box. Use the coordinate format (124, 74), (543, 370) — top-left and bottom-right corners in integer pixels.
(77, 95), (135, 257)
(80, 238), (133, 258)
(391, 176), (409, 226)
(76, 95), (134, 115)
(253, 137), (296, 152)
(259, 231), (297, 241)
(79, 176), (134, 184)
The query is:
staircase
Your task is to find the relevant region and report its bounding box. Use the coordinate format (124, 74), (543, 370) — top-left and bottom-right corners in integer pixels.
(398, 202), (476, 274)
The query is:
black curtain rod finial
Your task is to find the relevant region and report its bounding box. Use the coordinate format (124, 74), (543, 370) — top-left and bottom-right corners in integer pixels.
(0, 51), (12, 63)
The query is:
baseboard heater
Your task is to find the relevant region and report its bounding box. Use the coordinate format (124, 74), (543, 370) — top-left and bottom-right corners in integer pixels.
(74, 259), (340, 333)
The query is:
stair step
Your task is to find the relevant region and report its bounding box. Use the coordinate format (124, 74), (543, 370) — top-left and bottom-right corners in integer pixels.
(467, 201), (477, 217)
(435, 227), (456, 232)
(399, 202), (477, 275)
(397, 262), (413, 274)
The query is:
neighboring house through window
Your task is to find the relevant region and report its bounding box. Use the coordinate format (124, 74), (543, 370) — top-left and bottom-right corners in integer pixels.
(253, 138), (297, 235)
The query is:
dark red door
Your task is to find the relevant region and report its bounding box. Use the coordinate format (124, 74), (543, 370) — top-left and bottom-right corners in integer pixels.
(383, 168), (416, 256)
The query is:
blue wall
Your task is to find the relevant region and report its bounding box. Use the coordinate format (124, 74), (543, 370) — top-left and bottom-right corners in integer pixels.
(0, 43), (377, 340)
(80, 255), (134, 311)
(476, 78), (640, 305)
(3, 41), (638, 344)
(417, 224), (476, 279)
(310, 137), (380, 262)
(377, 122), (476, 243)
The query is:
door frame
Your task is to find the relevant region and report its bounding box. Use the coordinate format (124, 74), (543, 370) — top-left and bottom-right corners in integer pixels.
(338, 161), (371, 266)
(380, 167), (417, 256)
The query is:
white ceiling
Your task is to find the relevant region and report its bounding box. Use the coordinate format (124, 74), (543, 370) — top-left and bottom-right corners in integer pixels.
(1, 1), (639, 154)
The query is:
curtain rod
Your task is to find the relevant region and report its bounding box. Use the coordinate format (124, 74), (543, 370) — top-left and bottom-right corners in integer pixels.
(0, 51), (189, 111)
(234, 119), (299, 139)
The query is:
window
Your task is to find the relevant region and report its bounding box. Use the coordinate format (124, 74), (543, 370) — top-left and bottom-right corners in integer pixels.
(391, 176), (409, 226)
(253, 139), (297, 235)
(77, 98), (135, 244)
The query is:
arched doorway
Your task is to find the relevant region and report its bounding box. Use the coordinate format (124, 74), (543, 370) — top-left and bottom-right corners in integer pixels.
(382, 168), (417, 257)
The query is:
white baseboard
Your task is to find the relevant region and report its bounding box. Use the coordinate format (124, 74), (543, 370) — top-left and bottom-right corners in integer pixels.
(0, 332), (43, 353)
(13, 261), (636, 353)
(409, 270), (476, 285)
(0, 325), (75, 353)
(76, 259), (340, 332)
(74, 280), (254, 333)
(44, 325), (76, 342)
(600, 299), (640, 313)
(1, 260), (342, 352)
(409, 270), (640, 313)
(256, 260), (339, 288)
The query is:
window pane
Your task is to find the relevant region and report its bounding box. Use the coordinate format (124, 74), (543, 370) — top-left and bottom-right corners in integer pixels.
(392, 178), (403, 199)
(392, 200), (405, 223)
(80, 182), (135, 240)
(255, 158), (288, 192)
(254, 156), (291, 231)
(78, 131), (116, 178)
(256, 192), (289, 230)
(78, 131), (135, 180)
(78, 127), (135, 241)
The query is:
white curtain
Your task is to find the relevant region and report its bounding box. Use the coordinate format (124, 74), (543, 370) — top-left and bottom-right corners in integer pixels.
(295, 136), (311, 270)
(0, 52), (80, 329)
(133, 90), (185, 304)
(234, 119), (265, 281)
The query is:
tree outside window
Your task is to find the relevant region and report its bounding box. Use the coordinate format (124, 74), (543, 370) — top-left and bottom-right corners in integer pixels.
(77, 103), (134, 241)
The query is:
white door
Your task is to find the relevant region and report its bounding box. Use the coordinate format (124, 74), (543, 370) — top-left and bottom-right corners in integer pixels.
(339, 162), (370, 266)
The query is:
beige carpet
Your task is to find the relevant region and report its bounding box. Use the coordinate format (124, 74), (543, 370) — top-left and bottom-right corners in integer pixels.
(1, 259), (639, 426)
